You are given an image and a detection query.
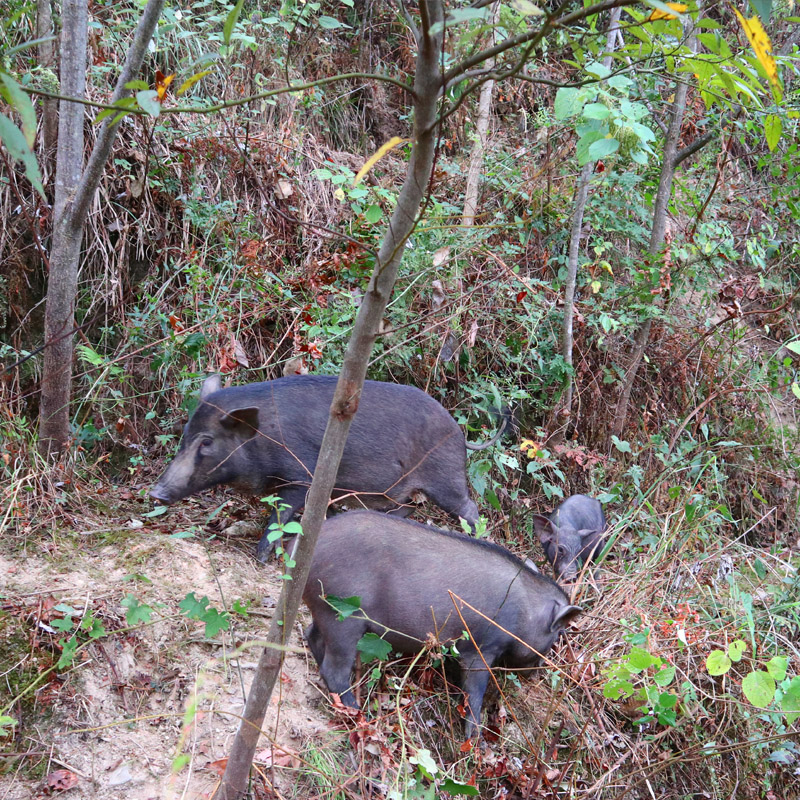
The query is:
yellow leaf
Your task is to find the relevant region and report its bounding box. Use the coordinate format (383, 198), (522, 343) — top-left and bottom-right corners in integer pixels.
(734, 9), (780, 97)
(591, 280), (602, 294)
(177, 70), (213, 96)
(333, 188), (345, 202)
(155, 71), (175, 102)
(647, 2), (687, 21)
(353, 137), (410, 186)
(600, 261), (614, 275)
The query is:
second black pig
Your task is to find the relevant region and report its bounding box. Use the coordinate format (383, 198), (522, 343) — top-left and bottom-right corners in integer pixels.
(533, 494), (607, 581)
(304, 511), (581, 740)
(150, 374), (506, 561)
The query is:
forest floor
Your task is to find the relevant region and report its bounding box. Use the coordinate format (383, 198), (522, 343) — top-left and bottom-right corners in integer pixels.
(0, 490), (339, 800)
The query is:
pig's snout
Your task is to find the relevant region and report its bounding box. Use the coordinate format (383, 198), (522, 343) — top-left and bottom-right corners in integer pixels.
(149, 484), (176, 505)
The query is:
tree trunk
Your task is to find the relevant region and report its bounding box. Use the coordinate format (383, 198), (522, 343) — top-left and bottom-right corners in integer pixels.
(36, 0), (58, 177)
(609, 17), (699, 443)
(38, 0), (88, 457)
(213, 3), (446, 798)
(462, 1), (499, 228)
(558, 8), (621, 431)
(38, 0), (166, 457)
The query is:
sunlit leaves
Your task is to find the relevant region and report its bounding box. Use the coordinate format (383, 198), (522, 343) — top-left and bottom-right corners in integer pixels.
(733, 9), (781, 101)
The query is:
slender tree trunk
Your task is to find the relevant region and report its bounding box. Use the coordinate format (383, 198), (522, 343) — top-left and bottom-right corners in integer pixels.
(36, 0), (58, 176)
(559, 8), (621, 429)
(38, 0), (166, 457)
(38, 0), (88, 457)
(214, 3), (445, 797)
(609, 17), (699, 443)
(462, 1), (499, 228)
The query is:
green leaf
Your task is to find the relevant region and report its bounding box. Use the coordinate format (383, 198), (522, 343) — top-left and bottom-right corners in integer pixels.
(356, 632), (392, 662)
(440, 779), (479, 796)
(52, 615), (74, 633)
(202, 608), (230, 638)
(0, 74), (37, 146)
(554, 87), (582, 120)
(223, 0), (245, 45)
(0, 716), (18, 736)
(318, 15), (344, 29)
(0, 113), (45, 198)
(144, 505), (168, 517)
(706, 650), (732, 676)
(56, 636), (79, 670)
(728, 640), (747, 662)
(792, 382), (800, 400)
(583, 102), (610, 120)
(765, 656), (787, 682)
(485, 488), (502, 511)
(785, 340), (800, 355)
(409, 747), (438, 779)
(656, 692), (678, 709)
(627, 647), (659, 672)
(780, 675), (800, 723)
(124, 80), (150, 91)
(511, 0), (544, 16)
(170, 529), (196, 539)
(764, 114), (781, 152)
(588, 137), (620, 160)
(575, 130), (605, 165)
(654, 665), (676, 686)
(122, 594), (153, 625)
(747, 0), (772, 24)
(364, 203), (382, 223)
(741, 670), (776, 708)
(326, 595), (362, 620)
(179, 592), (210, 619)
(136, 90), (161, 118)
(610, 435), (632, 454)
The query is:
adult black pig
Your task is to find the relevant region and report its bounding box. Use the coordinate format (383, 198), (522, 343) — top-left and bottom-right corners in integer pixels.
(304, 511), (581, 740)
(150, 375), (505, 561)
(533, 494), (606, 581)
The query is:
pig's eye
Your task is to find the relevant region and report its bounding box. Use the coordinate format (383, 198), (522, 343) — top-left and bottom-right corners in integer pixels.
(557, 545), (568, 558)
(199, 437), (214, 449)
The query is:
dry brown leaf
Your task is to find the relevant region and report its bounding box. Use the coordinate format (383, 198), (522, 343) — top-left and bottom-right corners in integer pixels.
(45, 769), (79, 792)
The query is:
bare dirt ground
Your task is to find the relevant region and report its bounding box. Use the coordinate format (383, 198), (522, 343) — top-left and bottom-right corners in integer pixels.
(0, 494), (338, 800)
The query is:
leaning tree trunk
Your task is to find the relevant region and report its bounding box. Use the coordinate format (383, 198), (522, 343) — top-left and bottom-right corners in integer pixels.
(609, 16), (699, 443)
(38, 0), (166, 457)
(559, 7), (621, 430)
(213, 3), (446, 798)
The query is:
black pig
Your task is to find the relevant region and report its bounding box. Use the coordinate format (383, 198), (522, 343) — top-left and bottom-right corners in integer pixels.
(304, 511), (581, 739)
(533, 494), (606, 581)
(150, 375), (505, 561)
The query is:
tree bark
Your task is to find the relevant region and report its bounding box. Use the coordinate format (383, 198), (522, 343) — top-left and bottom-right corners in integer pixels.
(609, 16), (699, 443)
(36, 0), (58, 176)
(213, 2), (445, 797)
(462, 1), (499, 228)
(559, 8), (621, 430)
(38, 0), (166, 457)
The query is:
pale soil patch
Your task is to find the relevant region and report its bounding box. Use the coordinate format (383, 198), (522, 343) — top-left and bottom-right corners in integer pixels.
(0, 508), (338, 800)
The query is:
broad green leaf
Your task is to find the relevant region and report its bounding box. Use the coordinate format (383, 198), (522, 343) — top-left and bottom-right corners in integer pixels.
(766, 656), (787, 682)
(588, 137), (620, 160)
(0, 74), (37, 146)
(318, 15), (345, 29)
(603, 676), (636, 700)
(657, 692), (678, 709)
(785, 340), (800, 355)
(583, 102), (610, 120)
(364, 203), (382, 223)
(706, 650), (732, 676)
(356, 632), (392, 662)
(511, 0), (544, 16)
(94, 96), (137, 126)
(136, 90), (161, 118)
(575, 130), (604, 165)
(121, 594), (153, 625)
(124, 80), (150, 91)
(792, 381), (800, 400)
(741, 670), (776, 708)
(780, 675), (800, 723)
(610, 435), (632, 454)
(0, 716), (17, 736)
(728, 640), (747, 662)
(202, 608), (230, 638)
(584, 60), (611, 79)
(554, 87), (582, 120)
(0, 113), (45, 198)
(628, 647), (659, 672)
(223, 0), (245, 45)
(440, 779), (479, 796)
(180, 592), (210, 619)
(654, 665), (676, 686)
(144, 505), (168, 517)
(409, 748), (438, 778)
(764, 114), (781, 151)
(326, 594), (362, 619)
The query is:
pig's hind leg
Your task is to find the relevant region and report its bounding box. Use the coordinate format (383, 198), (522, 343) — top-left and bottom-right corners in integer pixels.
(304, 622), (325, 666)
(459, 650), (499, 740)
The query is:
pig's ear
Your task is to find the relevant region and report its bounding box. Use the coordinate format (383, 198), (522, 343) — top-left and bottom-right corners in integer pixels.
(532, 514), (555, 544)
(579, 528), (603, 543)
(220, 406), (260, 438)
(524, 558), (541, 574)
(551, 604), (582, 632)
(200, 374), (223, 400)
